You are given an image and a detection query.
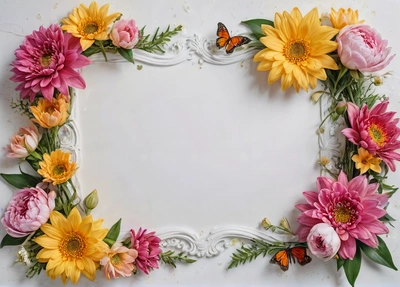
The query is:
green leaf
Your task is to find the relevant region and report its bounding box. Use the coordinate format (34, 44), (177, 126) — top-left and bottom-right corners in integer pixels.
(337, 257), (345, 271)
(81, 45), (102, 57)
(117, 48), (135, 64)
(241, 19), (274, 40)
(343, 247), (362, 287)
(1, 173), (41, 189)
(361, 237), (398, 271)
(104, 218), (121, 247)
(379, 213), (396, 223)
(1, 234), (29, 248)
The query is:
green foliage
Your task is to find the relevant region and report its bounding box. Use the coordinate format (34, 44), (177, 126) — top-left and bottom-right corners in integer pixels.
(241, 19), (274, 39)
(0, 172), (41, 189)
(360, 237), (397, 271)
(343, 247), (362, 287)
(117, 48), (134, 64)
(0, 234), (29, 248)
(228, 239), (286, 269)
(104, 218), (122, 247)
(160, 250), (196, 268)
(136, 25), (183, 54)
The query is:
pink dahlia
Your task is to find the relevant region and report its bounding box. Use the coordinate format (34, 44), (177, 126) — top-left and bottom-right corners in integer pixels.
(342, 101), (400, 171)
(10, 24), (91, 102)
(296, 171), (389, 259)
(130, 228), (162, 274)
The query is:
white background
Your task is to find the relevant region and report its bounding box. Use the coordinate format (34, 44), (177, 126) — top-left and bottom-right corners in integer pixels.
(0, 0), (400, 286)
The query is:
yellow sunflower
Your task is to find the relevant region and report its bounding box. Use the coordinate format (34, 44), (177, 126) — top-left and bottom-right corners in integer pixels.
(254, 8), (339, 92)
(38, 149), (78, 185)
(61, 1), (121, 51)
(34, 208), (109, 284)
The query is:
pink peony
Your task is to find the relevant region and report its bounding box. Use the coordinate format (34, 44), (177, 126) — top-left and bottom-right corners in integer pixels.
(100, 242), (138, 280)
(342, 101), (400, 171)
(110, 19), (140, 49)
(307, 223), (341, 261)
(1, 187), (56, 237)
(337, 24), (395, 73)
(130, 228), (162, 274)
(296, 171), (389, 259)
(6, 123), (41, 159)
(10, 24), (91, 102)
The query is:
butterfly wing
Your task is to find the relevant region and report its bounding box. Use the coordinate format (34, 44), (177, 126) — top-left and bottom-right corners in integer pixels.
(225, 36), (251, 54)
(216, 22), (230, 49)
(290, 247), (312, 266)
(269, 249), (290, 271)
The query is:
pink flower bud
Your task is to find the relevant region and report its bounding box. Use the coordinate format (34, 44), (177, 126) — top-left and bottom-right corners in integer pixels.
(6, 124), (41, 159)
(307, 223), (341, 261)
(110, 19), (140, 49)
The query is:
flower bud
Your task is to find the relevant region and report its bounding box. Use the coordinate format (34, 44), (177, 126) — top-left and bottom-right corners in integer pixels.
(261, 218), (272, 229)
(280, 217), (291, 231)
(83, 189), (99, 214)
(335, 101), (347, 115)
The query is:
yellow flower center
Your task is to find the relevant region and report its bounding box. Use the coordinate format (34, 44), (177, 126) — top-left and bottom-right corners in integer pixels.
(368, 123), (387, 147)
(53, 164), (66, 175)
(60, 233), (87, 259)
(40, 54), (52, 67)
(284, 40), (310, 64)
(320, 156), (330, 166)
(83, 22), (99, 34)
(333, 204), (354, 223)
(111, 254), (122, 267)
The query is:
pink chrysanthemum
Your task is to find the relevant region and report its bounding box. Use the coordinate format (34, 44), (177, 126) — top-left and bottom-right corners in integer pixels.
(296, 171), (389, 259)
(342, 101), (400, 171)
(130, 228), (162, 274)
(10, 24), (91, 102)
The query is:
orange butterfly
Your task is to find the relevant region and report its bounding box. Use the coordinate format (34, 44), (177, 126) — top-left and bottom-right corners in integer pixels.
(216, 22), (251, 54)
(269, 247), (312, 271)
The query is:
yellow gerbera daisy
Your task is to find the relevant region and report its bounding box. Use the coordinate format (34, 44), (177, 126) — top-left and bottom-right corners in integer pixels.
(34, 208), (109, 284)
(38, 149), (78, 185)
(61, 1), (121, 51)
(31, 95), (69, 129)
(352, 147), (381, 174)
(330, 8), (364, 30)
(254, 8), (339, 92)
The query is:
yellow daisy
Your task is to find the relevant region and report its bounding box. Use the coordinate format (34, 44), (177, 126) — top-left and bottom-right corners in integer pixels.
(61, 1), (121, 51)
(38, 149), (78, 185)
(34, 208), (109, 285)
(330, 8), (364, 30)
(352, 147), (382, 174)
(254, 8), (339, 92)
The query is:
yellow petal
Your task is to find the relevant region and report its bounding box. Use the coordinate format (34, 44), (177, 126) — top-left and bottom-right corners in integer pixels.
(67, 207), (82, 231)
(80, 38), (95, 51)
(34, 236), (59, 249)
(262, 36), (285, 52)
(40, 223), (64, 240)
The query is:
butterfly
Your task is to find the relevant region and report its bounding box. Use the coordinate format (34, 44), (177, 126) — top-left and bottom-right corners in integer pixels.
(269, 247), (312, 271)
(216, 22), (251, 54)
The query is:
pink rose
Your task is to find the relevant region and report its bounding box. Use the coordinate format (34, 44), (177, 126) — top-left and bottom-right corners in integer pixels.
(1, 187), (56, 237)
(6, 124), (41, 159)
(110, 19), (139, 49)
(307, 223), (341, 261)
(337, 24), (395, 73)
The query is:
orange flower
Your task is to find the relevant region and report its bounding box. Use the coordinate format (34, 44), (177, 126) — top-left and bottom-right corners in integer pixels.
(330, 8), (364, 29)
(38, 149), (78, 185)
(31, 95), (69, 129)
(352, 147), (381, 174)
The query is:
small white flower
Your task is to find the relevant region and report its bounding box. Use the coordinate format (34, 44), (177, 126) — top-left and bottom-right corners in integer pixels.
(16, 246), (32, 267)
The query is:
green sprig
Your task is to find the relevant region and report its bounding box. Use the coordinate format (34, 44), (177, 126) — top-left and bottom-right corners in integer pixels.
(228, 239), (287, 269)
(135, 25), (183, 54)
(160, 250), (196, 268)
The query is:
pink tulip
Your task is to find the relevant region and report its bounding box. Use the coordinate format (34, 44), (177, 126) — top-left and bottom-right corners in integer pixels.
(1, 187), (56, 237)
(6, 124), (41, 159)
(110, 19), (140, 49)
(337, 24), (395, 73)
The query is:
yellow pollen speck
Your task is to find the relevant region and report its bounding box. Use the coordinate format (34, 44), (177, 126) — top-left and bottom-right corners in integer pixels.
(320, 156), (330, 166)
(284, 40), (310, 64)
